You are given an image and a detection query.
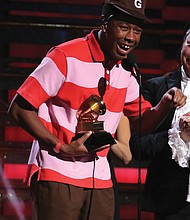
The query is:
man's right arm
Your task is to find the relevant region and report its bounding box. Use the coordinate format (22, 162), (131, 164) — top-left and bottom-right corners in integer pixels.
(8, 94), (91, 155)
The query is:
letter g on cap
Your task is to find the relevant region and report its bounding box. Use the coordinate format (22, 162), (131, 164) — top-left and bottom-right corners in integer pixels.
(134, 0), (142, 9)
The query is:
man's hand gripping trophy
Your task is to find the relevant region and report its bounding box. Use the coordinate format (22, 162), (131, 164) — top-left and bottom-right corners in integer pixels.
(73, 95), (116, 152)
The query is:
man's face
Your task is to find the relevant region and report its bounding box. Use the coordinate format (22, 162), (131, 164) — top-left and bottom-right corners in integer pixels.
(181, 33), (190, 77)
(103, 19), (142, 61)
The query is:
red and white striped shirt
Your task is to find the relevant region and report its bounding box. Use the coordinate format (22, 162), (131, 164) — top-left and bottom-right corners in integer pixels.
(17, 30), (151, 189)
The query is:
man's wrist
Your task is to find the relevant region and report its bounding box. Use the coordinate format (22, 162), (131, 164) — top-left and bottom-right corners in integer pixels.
(53, 141), (63, 153)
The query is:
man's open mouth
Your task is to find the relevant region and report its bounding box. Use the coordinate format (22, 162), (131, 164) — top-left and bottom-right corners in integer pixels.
(118, 43), (130, 51)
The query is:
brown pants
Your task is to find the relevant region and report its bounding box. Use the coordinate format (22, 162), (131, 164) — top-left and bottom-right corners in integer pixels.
(30, 174), (114, 220)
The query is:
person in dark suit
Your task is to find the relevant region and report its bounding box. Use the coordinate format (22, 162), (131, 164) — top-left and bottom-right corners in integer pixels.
(130, 27), (190, 220)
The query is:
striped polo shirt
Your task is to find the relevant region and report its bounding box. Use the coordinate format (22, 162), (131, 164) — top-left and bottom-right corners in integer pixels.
(17, 30), (151, 189)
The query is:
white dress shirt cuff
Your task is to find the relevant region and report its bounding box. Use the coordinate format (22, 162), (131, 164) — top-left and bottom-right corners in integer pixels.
(168, 120), (190, 168)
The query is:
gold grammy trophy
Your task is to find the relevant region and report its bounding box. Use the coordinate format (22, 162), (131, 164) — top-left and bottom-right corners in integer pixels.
(72, 95), (116, 151)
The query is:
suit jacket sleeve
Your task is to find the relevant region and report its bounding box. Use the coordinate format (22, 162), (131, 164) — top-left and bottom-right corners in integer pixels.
(130, 131), (171, 160)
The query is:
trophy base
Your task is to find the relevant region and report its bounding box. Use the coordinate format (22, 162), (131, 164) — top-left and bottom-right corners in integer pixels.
(72, 131), (116, 152)
(77, 121), (104, 133)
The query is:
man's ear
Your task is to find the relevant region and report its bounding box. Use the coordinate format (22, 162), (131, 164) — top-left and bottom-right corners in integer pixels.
(101, 24), (108, 33)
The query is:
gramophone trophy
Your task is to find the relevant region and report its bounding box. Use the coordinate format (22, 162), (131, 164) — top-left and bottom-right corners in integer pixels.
(72, 95), (116, 151)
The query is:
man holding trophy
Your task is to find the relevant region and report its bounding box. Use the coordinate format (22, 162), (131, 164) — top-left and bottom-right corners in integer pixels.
(73, 94), (116, 152)
(8, 0), (186, 219)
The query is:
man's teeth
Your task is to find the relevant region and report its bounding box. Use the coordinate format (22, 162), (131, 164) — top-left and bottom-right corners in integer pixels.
(121, 45), (130, 50)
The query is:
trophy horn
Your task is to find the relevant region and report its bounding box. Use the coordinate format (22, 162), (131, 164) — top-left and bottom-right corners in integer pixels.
(89, 95), (106, 115)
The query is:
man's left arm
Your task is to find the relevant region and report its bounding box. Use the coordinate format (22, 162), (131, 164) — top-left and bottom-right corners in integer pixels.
(130, 87), (187, 135)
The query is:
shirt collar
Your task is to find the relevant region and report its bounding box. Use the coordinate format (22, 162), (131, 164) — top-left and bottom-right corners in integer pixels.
(181, 65), (190, 83)
(86, 30), (105, 62)
(86, 30), (120, 68)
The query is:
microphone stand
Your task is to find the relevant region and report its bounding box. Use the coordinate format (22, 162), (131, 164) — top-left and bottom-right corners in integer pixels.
(131, 66), (142, 220)
(122, 57), (142, 220)
(137, 71), (142, 220)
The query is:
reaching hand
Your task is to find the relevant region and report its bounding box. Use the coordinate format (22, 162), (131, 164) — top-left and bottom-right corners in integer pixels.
(179, 112), (190, 142)
(162, 87), (187, 108)
(179, 112), (190, 132)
